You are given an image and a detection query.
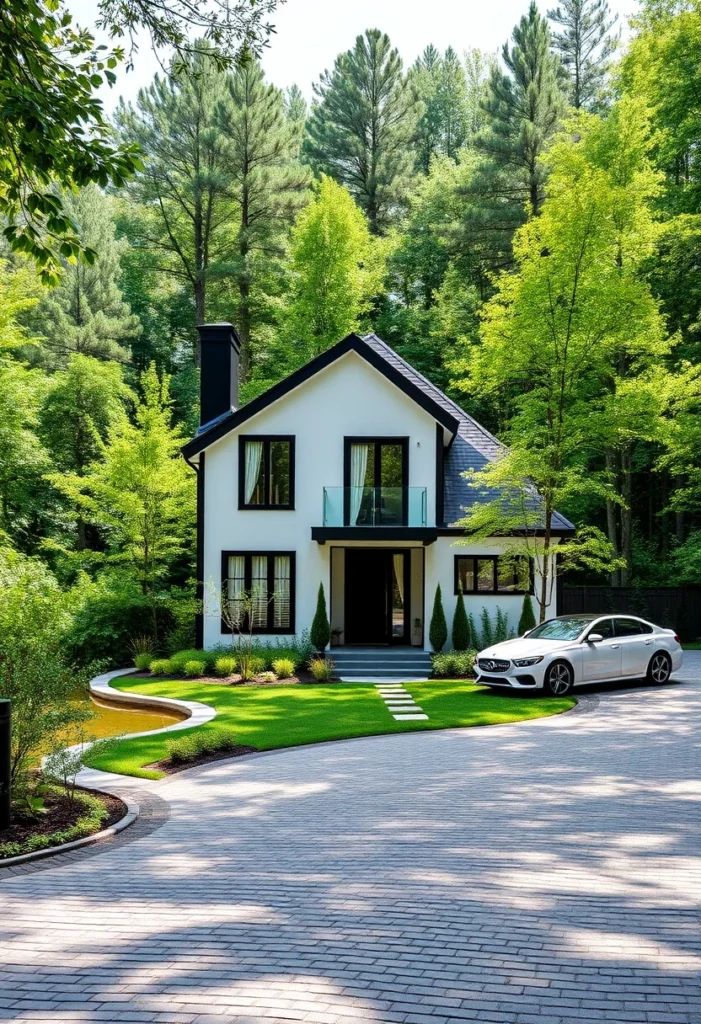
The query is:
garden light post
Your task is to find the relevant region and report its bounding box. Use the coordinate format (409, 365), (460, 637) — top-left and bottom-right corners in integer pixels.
(0, 699), (10, 830)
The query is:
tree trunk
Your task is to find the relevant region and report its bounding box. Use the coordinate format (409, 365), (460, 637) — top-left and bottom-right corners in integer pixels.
(675, 475), (685, 544)
(620, 444), (633, 586)
(538, 510), (552, 624)
(605, 449), (620, 586)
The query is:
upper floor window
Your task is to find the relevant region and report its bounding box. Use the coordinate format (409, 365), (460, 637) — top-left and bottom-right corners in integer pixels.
(343, 437), (408, 526)
(239, 436), (294, 510)
(454, 555), (532, 595)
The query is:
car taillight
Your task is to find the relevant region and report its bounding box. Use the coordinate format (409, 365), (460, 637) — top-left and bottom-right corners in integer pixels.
(674, 635), (680, 643)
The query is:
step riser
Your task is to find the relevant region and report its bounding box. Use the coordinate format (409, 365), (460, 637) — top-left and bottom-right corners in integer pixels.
(338, 671), (430, 679)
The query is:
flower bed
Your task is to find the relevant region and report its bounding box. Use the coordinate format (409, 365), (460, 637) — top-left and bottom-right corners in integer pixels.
(0, 786), (126, 861)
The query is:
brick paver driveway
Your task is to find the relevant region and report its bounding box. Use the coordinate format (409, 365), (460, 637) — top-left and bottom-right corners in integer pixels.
(2, 659), (701, 1024)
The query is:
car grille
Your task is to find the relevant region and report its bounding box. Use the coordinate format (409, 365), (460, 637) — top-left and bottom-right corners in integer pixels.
(479, 676), (512, 685)
(478, 658), (511, 673)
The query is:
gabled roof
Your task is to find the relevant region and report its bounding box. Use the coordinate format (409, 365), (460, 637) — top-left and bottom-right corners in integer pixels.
(361, 335), (574, 533)
(181, 332), (460, 460)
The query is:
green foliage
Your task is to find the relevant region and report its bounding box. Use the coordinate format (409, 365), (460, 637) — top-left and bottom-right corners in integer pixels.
(411, 45), (470, 172)
(250, 656), (267, 675)
(134, 653), (155, 671)
(518, 595), (537, 634)
(452, 586), (470, 651)
(272, 658), (295, 679)
(149, 659), (173, 676)
(480, 607), (494, 649)
(431, 651), (477, 678)
(215, 657), (237, 677)
(0, 789), (109, 861)
(64, 589), (175, 669)
(310, 583), (331, 652)
(429, 584), (448, 652)
(279, 176), (383, 366)
(309, 657), (335, 682)
(494, 608), (509, 644)
(165, 727), (237, 766)
(183, 659), (206, 677)
(259, 671), (277, 683)
(305, 29), (420, 234)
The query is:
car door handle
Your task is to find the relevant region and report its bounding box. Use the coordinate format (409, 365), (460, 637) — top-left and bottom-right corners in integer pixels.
(610, 644), (620, 649)
(644, 639), (653, 645)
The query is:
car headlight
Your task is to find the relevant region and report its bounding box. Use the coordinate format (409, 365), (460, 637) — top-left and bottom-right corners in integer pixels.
(513, 656), (544, 667)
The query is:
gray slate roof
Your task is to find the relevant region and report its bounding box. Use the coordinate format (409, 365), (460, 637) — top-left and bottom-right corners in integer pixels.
(363, 334), (575, 532)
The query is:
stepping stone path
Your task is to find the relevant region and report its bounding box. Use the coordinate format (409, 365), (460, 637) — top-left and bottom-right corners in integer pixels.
(375, 683), (429, 721)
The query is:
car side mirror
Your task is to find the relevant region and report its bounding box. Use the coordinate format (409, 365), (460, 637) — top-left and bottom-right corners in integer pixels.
(587, 633), (603, 643)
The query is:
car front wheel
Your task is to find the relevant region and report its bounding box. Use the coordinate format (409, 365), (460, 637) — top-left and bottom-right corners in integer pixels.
(544, 660), (574, 697)
(647, 651), (671, 684)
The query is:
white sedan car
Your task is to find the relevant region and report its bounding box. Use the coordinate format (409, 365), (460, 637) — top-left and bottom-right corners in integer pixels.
(476, 614), (683, 696)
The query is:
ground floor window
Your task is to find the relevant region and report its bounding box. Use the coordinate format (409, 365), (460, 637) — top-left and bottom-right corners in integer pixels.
(454, 554), (532, 595)
(221, 551), (295, 634)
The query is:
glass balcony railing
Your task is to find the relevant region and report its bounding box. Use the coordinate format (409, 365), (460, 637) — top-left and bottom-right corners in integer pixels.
(322, 486), (428, 527)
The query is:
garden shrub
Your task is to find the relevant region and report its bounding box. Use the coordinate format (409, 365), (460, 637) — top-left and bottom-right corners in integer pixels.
(149, 658), (173, 676)
(272, 657), (295, 678)
(214, 657), (237, 677)
(452, 585), (470, 651)
(429, 584), (448, 652)
(169, 648), (217, 674)
(134, 652), (154, 671)
(183, 659), (206, 677)
(494, 607), (509, 644)
(0, 790), (109, 860)
(165, 727), (237, 765)
(310, 583), (330, 652)
(250, 656), (266, 675)
(259, 671), (276, 682)
(309, 657), (335, 682)
(431, 651), (476, 678)
(518, 594), (536, 634)
(480, 607), (494, 649)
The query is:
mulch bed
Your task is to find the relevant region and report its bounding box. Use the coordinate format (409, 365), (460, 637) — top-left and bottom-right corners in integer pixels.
(1, 789), (126, 850)
(145, 744), (258, 775)
(131, 671), (339, 686)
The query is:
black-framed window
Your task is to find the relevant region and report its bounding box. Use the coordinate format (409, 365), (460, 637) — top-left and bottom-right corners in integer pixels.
(221, 551), (295, 634)
(238, 436), (295, 510)
(454, 555), (532, 595)
(343, 436), (409, 526)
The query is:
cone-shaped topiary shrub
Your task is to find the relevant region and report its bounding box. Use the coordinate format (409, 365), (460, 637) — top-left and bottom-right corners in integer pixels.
(310, 582), (331, 652)
(452, 584), (470, 651)
(429, 584), (448, 652)
(518, 593), (536, 635)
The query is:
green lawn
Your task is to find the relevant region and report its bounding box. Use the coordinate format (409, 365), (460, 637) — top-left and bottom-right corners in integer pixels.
(83, 677), (575, 780)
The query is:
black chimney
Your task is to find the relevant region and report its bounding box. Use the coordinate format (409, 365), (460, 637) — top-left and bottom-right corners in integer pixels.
(198, 322), (240, 428)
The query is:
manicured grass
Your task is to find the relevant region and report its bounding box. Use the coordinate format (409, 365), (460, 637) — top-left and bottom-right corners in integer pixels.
(83, 677), (575, 780)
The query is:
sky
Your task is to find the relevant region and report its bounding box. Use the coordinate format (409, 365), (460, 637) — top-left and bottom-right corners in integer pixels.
(66, 0), (639, 112)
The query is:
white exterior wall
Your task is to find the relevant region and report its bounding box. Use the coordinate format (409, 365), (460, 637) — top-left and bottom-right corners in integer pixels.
(200, 349), (558, 651)
(201, 351), (439, 649)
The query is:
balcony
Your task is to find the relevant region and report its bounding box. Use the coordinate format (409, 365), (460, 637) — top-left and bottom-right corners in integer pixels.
(312, 487), (437, 544)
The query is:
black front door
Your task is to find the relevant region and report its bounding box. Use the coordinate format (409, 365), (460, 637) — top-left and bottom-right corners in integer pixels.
(344, 550), (409, 645)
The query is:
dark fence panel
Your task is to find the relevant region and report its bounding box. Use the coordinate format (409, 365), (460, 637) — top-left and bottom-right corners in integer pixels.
(558, 583), (701, 642)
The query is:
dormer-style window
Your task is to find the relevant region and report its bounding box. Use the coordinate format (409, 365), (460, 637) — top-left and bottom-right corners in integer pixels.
(239, 436), (295, 510)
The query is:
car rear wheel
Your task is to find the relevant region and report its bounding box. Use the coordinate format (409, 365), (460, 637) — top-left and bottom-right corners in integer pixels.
(647, 651), (671, 684)
(544, 661), (574, 697)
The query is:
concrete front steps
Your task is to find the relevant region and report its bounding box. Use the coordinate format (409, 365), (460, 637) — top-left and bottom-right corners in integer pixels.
(331, 646), (432, 680)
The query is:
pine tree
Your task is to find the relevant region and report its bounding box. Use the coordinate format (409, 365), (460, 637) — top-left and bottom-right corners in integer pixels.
(478, 3), (567, 217)
(38, 185), (140, 366)
(518, 594), (536, 634)
(310, 583), (330, 652)
(429, 584), (448, 652)
(412, 46), (470, 172)
(216, 58), (310, 378)
(284, 84), (308, 148)
(548, 0), (619, 110)
(116, 48), (233, 344)
(452, 584), (470, 651)
(305, 29), (420, 234)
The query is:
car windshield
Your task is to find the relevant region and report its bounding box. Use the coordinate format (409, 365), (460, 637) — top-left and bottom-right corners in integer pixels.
(527, 617), (592, 641)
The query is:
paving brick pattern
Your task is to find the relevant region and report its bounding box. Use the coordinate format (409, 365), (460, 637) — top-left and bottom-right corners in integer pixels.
(2, 659), (701, 1024)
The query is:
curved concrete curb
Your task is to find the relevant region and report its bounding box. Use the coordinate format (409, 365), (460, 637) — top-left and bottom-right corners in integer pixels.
(0, 798), (139, 868)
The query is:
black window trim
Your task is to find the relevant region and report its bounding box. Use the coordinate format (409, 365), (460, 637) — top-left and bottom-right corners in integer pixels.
(220, 550), (296, 635)
(238, 435), (295, 510)
(342, 435), (409, 527)
(613, 616), (654, 637)
(453, 554), (533, 596)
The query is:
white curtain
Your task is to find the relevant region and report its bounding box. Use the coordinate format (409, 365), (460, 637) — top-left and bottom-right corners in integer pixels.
(274, 556), (291, 629)
(251, 555), (268, 628)
(227, 555), (245, 628)
(393, 554), (404, 605)
(350, 443), (369, 525)
(244, 441), (263, 504)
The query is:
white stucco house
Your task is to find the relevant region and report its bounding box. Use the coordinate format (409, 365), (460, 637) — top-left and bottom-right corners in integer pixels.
(182, 324), (574, 670)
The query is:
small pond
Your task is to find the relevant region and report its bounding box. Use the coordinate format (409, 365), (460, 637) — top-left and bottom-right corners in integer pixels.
(74, 693), (187, 741)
